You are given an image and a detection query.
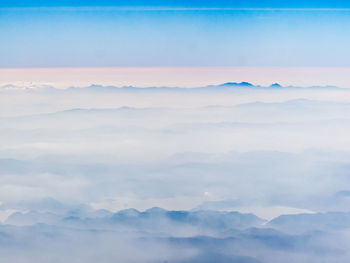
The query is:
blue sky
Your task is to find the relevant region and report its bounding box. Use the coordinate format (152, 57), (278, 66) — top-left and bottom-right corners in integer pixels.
(2, 0), (350, 8)
(1, 1), (350, 67)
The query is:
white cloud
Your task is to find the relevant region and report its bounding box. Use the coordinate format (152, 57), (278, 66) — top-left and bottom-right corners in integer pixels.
(1, 82), (350, 261)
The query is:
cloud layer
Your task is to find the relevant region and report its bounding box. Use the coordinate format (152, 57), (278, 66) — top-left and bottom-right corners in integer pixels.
(1, 82), (350, 262)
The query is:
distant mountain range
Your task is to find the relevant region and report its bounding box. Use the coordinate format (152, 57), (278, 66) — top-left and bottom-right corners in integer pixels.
(2, 201), (349, 263)
(0, 82), (341, 92)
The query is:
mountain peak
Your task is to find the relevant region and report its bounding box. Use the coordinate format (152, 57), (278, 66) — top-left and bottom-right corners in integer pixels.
(270, 83), (282, 88)
(220, 82), (254, 87)
(144, 207), (167, 214)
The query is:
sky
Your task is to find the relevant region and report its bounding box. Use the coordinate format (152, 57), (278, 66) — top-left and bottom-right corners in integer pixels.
(3, 2), (350, 262)
(2, 67), (350, 89)
(2, 0), (350, 8)
(1, 0), (350, 67)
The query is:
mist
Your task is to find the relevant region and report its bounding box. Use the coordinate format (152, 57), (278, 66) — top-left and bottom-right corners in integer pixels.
(1, 82), (350, 262)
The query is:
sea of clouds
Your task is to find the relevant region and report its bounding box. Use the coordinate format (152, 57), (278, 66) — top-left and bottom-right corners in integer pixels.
(1, 82), (350, 262)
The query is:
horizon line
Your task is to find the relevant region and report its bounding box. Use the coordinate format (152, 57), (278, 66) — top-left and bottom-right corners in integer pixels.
(3, 66), (350, 70)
